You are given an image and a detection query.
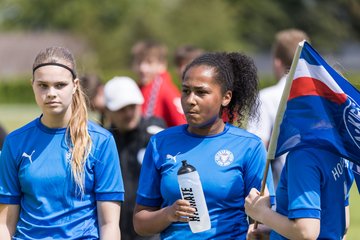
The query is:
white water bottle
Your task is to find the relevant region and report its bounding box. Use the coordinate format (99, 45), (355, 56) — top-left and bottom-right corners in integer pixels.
(177, 160), (211, 233)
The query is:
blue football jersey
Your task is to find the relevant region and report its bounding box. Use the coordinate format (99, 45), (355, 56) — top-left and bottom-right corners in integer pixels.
(137, 123), (274, 239)
(0, 117), (124, 239)
(271, 148), (351, 240)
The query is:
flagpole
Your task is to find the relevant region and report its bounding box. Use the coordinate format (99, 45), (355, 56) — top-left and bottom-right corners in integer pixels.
(253, 40), (305, 229)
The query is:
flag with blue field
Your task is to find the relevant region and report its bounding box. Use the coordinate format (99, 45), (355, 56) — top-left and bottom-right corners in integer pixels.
(275, 41), (360, 166)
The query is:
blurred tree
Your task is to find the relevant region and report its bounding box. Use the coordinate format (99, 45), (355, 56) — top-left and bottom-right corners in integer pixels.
(228, 0), (359, 52)
(164, 0), (242, 51)
(229, 0), (289, 52)
(0, 0), (359, 74)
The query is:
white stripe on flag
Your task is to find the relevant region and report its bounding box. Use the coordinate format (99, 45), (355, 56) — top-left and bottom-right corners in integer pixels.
(294, 59), (344, 94)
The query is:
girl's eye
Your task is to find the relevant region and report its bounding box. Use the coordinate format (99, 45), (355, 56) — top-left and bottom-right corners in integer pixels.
(197, 90), (207, 96)
(38, 84), (48, 89)
(182, 89), (190, 95)
(55, 83), (66, 89)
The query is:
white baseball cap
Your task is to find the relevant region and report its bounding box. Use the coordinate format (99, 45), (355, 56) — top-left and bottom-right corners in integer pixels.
(104, 76), (144, 111)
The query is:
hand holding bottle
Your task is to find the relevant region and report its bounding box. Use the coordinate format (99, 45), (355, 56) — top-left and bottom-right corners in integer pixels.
(165, 199), (196, 222)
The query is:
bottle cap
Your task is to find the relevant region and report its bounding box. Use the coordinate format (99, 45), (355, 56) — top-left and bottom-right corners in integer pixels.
(177, 160), (196, 175)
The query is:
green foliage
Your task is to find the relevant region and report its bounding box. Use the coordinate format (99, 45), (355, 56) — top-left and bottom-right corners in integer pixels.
(230, 0), (289, 52)
(1, 0), (359, 73)
(228, 0), (358, 52)
(0, 0), (359, 103)
(346, 73), (360, 90)
(0, 79), (34, 104)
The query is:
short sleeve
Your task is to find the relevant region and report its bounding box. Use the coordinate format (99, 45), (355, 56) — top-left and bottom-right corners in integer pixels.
(136, 137), (163, 207)
(244, 142), (275, 204)
(286, 151), (321, 219)
(0, 139), (21, 204)
(94, 135), (124, 202)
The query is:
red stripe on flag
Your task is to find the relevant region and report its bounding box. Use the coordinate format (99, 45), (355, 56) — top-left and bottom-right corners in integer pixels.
(289, 77), (347, 104)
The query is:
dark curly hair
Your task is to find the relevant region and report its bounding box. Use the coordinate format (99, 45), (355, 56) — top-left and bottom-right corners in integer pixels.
(183, 52), (260, 127)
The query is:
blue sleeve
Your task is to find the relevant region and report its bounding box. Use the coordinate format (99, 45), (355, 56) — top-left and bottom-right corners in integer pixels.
(94, 135), (124, 202)
(287, 151), (321, 219)
(244, 142), (275, 204)
(136, 137), (163, 207)
(0, 139), (21, 204)
(345, 160), (354, 206)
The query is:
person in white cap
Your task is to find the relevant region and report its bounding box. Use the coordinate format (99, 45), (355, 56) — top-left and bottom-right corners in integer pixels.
(104, 76), (165, 240)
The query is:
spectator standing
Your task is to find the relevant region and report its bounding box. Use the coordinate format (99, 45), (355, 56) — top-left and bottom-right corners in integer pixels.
(0, 46), (124, 239)
(104, 76), (165, 240)
(131, 40), (186, 127)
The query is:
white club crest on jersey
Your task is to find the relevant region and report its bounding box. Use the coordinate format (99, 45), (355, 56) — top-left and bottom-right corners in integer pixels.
(215, 149), (234, 167)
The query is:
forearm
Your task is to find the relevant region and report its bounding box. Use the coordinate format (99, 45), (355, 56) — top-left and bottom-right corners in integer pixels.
(0, 225), (12, 240)
(0, 204), (19, 240)
(99, 223), (120, 240)
(134, 206), (173, 236)
(259, 208), (319, 240)
(97, 201), (121, 240)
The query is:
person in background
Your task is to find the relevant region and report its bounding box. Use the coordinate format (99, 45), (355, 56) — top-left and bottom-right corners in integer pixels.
(0, 124), (7, 150)
(80, 74), (106, 126)
(131, 40), (186, 127)
(0, 46), (124, 239)
(104, 76), (165, 240)
(246, 28), (310, 189)
(133, 52), (274, 239)
(174, 45), (204, 81)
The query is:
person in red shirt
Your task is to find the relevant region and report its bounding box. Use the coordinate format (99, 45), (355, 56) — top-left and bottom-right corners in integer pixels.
(131, 40), (186, 127)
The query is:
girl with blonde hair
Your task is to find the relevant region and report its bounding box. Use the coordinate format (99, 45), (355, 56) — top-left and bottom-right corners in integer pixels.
(0, 46), (124, 239)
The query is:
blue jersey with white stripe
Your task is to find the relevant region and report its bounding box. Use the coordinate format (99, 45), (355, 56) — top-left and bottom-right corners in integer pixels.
(136, 123), (274, 239)
(271, 148), (353, 240)
(0, 117), (124, 239)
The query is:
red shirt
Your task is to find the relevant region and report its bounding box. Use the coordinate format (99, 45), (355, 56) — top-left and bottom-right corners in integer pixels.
(140, 71), (186, 127)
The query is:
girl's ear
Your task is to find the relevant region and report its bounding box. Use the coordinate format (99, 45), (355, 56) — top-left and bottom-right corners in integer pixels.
(222, 90), (232, 107)
(73, 78), (79, 94)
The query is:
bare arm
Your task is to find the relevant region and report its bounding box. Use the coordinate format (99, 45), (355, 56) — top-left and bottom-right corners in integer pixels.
(343, 206), (350, 240)
(0, 204), (20, 240)
(245, 188), (320, 240)
(97, 201), (121, 240)
(133, 199), (195, 236)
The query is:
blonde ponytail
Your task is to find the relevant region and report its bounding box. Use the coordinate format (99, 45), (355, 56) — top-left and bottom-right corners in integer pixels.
(67, 85), (92, 196)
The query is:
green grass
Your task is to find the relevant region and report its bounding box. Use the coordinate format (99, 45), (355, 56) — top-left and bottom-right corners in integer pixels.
(0, 104), (41, 131)
(1, 104), (360, 238)
(348, 186), (360, 239)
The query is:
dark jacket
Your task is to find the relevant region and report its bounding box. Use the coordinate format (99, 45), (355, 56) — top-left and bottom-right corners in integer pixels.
(109, 117), (166, 240)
